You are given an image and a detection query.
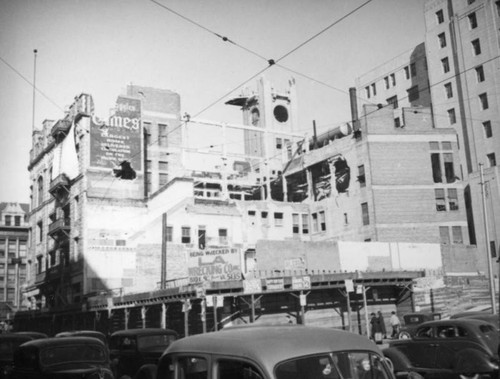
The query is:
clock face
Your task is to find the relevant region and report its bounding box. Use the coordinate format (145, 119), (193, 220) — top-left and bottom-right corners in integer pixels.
(274, 105), (288, 123)
(251, 108), (260, 126)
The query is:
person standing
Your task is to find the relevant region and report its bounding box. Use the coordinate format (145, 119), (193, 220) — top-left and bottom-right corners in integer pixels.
(370, 312), (381, 341)
(377, 310), (387, 339)
(389, 311), (401, 338)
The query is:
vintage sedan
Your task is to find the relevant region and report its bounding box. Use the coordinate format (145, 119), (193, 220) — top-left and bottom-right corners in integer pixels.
(109, 328), (178, 379)
(383, 319), (499, 379)
(8, 336), (113, 379)
(156, 325), (412, 379)
(398, 313), (439, 339)
(0, 333), (37, 378)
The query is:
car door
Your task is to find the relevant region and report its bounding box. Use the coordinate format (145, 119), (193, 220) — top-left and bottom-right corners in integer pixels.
(400, 325), (439, 369)
(431, 324), (461, 370)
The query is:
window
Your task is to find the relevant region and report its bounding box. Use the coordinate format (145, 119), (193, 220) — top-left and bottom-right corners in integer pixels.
(302, 214), (309, 234)
(365, 86), (371, 98)
(0, 239), (4, 258)
(436, 9), (444, 24)
(431, 153), (442, 183)
(483, 121), (492, 138)
(475, 66), (485, 82)
(19, 240), (27, 257)
(276, 138), (282, 149)
(166, 226), (173, 242)
(387, 96), (398, 109)
(7, 240), (16, 258)
(159, 124), (168, 147)
(361, 203), (369, 225)
(384, 76), (389, 89)
(159, 161), (168, 171)
(479, 93), (489, 110)
(452, 226), (463, 244)
(358, 165), (366, 187)
(344, 213), (349, 225)
(312, 213), (318, 232)
(390, 73), (396, 86)
(146, 172), (152, 193)
(371, 83), (377, 96)
(218, 229), (228, 245)
(448, 108), (456, 124)
(444, 153), (455, 183)
(218, 359), (263, 379)
(319, 211), (326, 231)
(274, 212), (283, 227)
(491, 241), (497, 258)
(248, 210), (256, 216)
(444, 83), (453, 98)
(198, 227), (206, 249)
(144, 123), (152, 145)
(468, 12), (477, 29)
(4, 215), (11, 226)
(177, 357), (208, 379)
(448, 189), (459, 210)
(292, 214), (300, 234)
(408, 86), (419, 102)
(181, 227), (191, 244)
(404, 66), (410, 79)
(472, 39), (481, 55)
(441, 57), (450, 73)
(37, 176), (44, 207)
(159, 173), (168, 186)
(410, 63), (416, 77)
(394, 117), (401, 128)
(13, 215), (20, 226)
(487, 153), (497, 167)
(261, 211), (268, 219)
(146, 160), (152, 170)
(37, 221), (43, 243)
(435, 189), (446, 211)
(438, 32), (447, 48)
(440, 226), (450, 244)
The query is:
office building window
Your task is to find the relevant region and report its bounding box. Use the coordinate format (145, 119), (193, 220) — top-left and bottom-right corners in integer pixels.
(404, 66), (410, 79)
(219, 229), (228, 245)
(19, 240), (26, 257)
(440, 226), (450, 244)
(436, 9), (444, 23)
(444, 153), (455, 183)
(408, 86), (419, 102)
(479, 93), (489, 110)
(144, 122), (151, 145)
(483, 121), (492, 138)
(452, 226), (463, 244)
(37, 221), (43, 243)
(159, 161), (168, 171)
(447, 108), (456, 124)
(361, 203), (369, 225)
(384, 76), (389, 89)
(292, 213), (300, 234)
(14, 216), (21, 226)
(319, 211), (326, 231)
(4, 215), (11, 226)
(387, 96), (398, 109)
(487, 153), (497, 167)
(435, 189), (446, 211)
(390, 73), (396, 86)
(159, 173), (168, 186)
(438, 32), (447, 48)
(442, 57), (450, 73)
(159, 124), (168, 147)
(37, 176), (44, 207)
(371, 83), (376, 96)
(448, 188), (459, 210)
(312, 213), (318, 232)
(198, 227), (206, 249)
(365, 86), (371, 98)
(472, 39), (481, 55)
(301, 214), (309, 234)
(274, 212), (283, 227)
(7, 240), (16, 258)
(431, 153), (442, 183)
(261, 211), (268, 219)
(468, 12), (477, 29)
(0, 239), (5, 258)
(444, 83), (453, 98)
(166, 226), (173, 242)
(442, 141), (452, 150)
(146, 160), (152, 170)
(181, 227), (191, 244)
(394, 117), (401, 128)
(475, 66), (485, 82)
(358, 165), (366, 187)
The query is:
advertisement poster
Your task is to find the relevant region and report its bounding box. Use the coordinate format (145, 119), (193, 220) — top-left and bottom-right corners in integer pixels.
(188, 248), (242, 284)
(90, 96), (142, 172)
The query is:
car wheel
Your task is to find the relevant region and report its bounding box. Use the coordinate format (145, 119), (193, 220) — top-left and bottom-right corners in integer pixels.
(398, 331), (411, 339)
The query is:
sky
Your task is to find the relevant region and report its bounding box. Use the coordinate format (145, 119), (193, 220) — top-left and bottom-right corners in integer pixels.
(0, 0), (426, 203)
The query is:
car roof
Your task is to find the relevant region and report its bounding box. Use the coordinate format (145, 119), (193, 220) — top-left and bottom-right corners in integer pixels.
(111, 328), (178, 337)
(419, 318), (492, 328)
(19, 336), (106, 349)
(165, 325), (380, 367)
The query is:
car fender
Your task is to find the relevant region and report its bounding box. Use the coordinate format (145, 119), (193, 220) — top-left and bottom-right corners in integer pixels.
(453, 348), (496, 374)
(382, 347), (413, 373)
(134, 364), (157, 379)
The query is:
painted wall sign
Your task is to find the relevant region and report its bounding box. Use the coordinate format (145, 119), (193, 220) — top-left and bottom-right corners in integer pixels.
(90, 96), (142, 172)
(188, 248), (242, 284)
(292, 276), (311, 290)
(265, 277), (285, 291)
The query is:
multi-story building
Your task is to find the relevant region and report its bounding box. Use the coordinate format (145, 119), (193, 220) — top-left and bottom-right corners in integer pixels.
(0, 202), (29, 320)
(355, 0), (500, 278)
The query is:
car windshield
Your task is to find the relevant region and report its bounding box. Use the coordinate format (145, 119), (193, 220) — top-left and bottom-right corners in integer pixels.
(40, 344), (107, 365)
(275, 351), (391, 379)
(138, 334), (176, 350)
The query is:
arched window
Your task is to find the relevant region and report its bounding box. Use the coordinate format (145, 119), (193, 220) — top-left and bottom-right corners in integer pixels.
(37, 176), (44, 206)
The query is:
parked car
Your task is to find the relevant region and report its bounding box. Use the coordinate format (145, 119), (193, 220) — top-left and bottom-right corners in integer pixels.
(398, 313), (439, 339)
(55, 330), (108, 346)
(450, 311), (499, 331)
(109, 328), (178, 379)
(0, 333), (37, 379)
(383, 318), (499, 379)
(12, 332), (48, 340)
(156, 325), (416, 379)
(8, 336), (113, 379)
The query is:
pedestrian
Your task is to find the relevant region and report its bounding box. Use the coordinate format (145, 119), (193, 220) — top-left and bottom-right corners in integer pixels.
(389, 311), (401, 338)
(370, 312), (381, 342)
(377, 310), (387, 339)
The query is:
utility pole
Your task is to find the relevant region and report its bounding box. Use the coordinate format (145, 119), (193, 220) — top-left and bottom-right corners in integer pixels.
(480, 164), (496, 314)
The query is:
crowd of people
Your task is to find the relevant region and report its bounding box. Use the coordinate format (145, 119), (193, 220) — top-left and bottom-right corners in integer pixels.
(370, 310), (400, 341)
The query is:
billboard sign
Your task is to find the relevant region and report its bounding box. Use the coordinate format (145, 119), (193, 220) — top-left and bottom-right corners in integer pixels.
(90, 96), (142, 172)
(188, 248), (242, 284)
